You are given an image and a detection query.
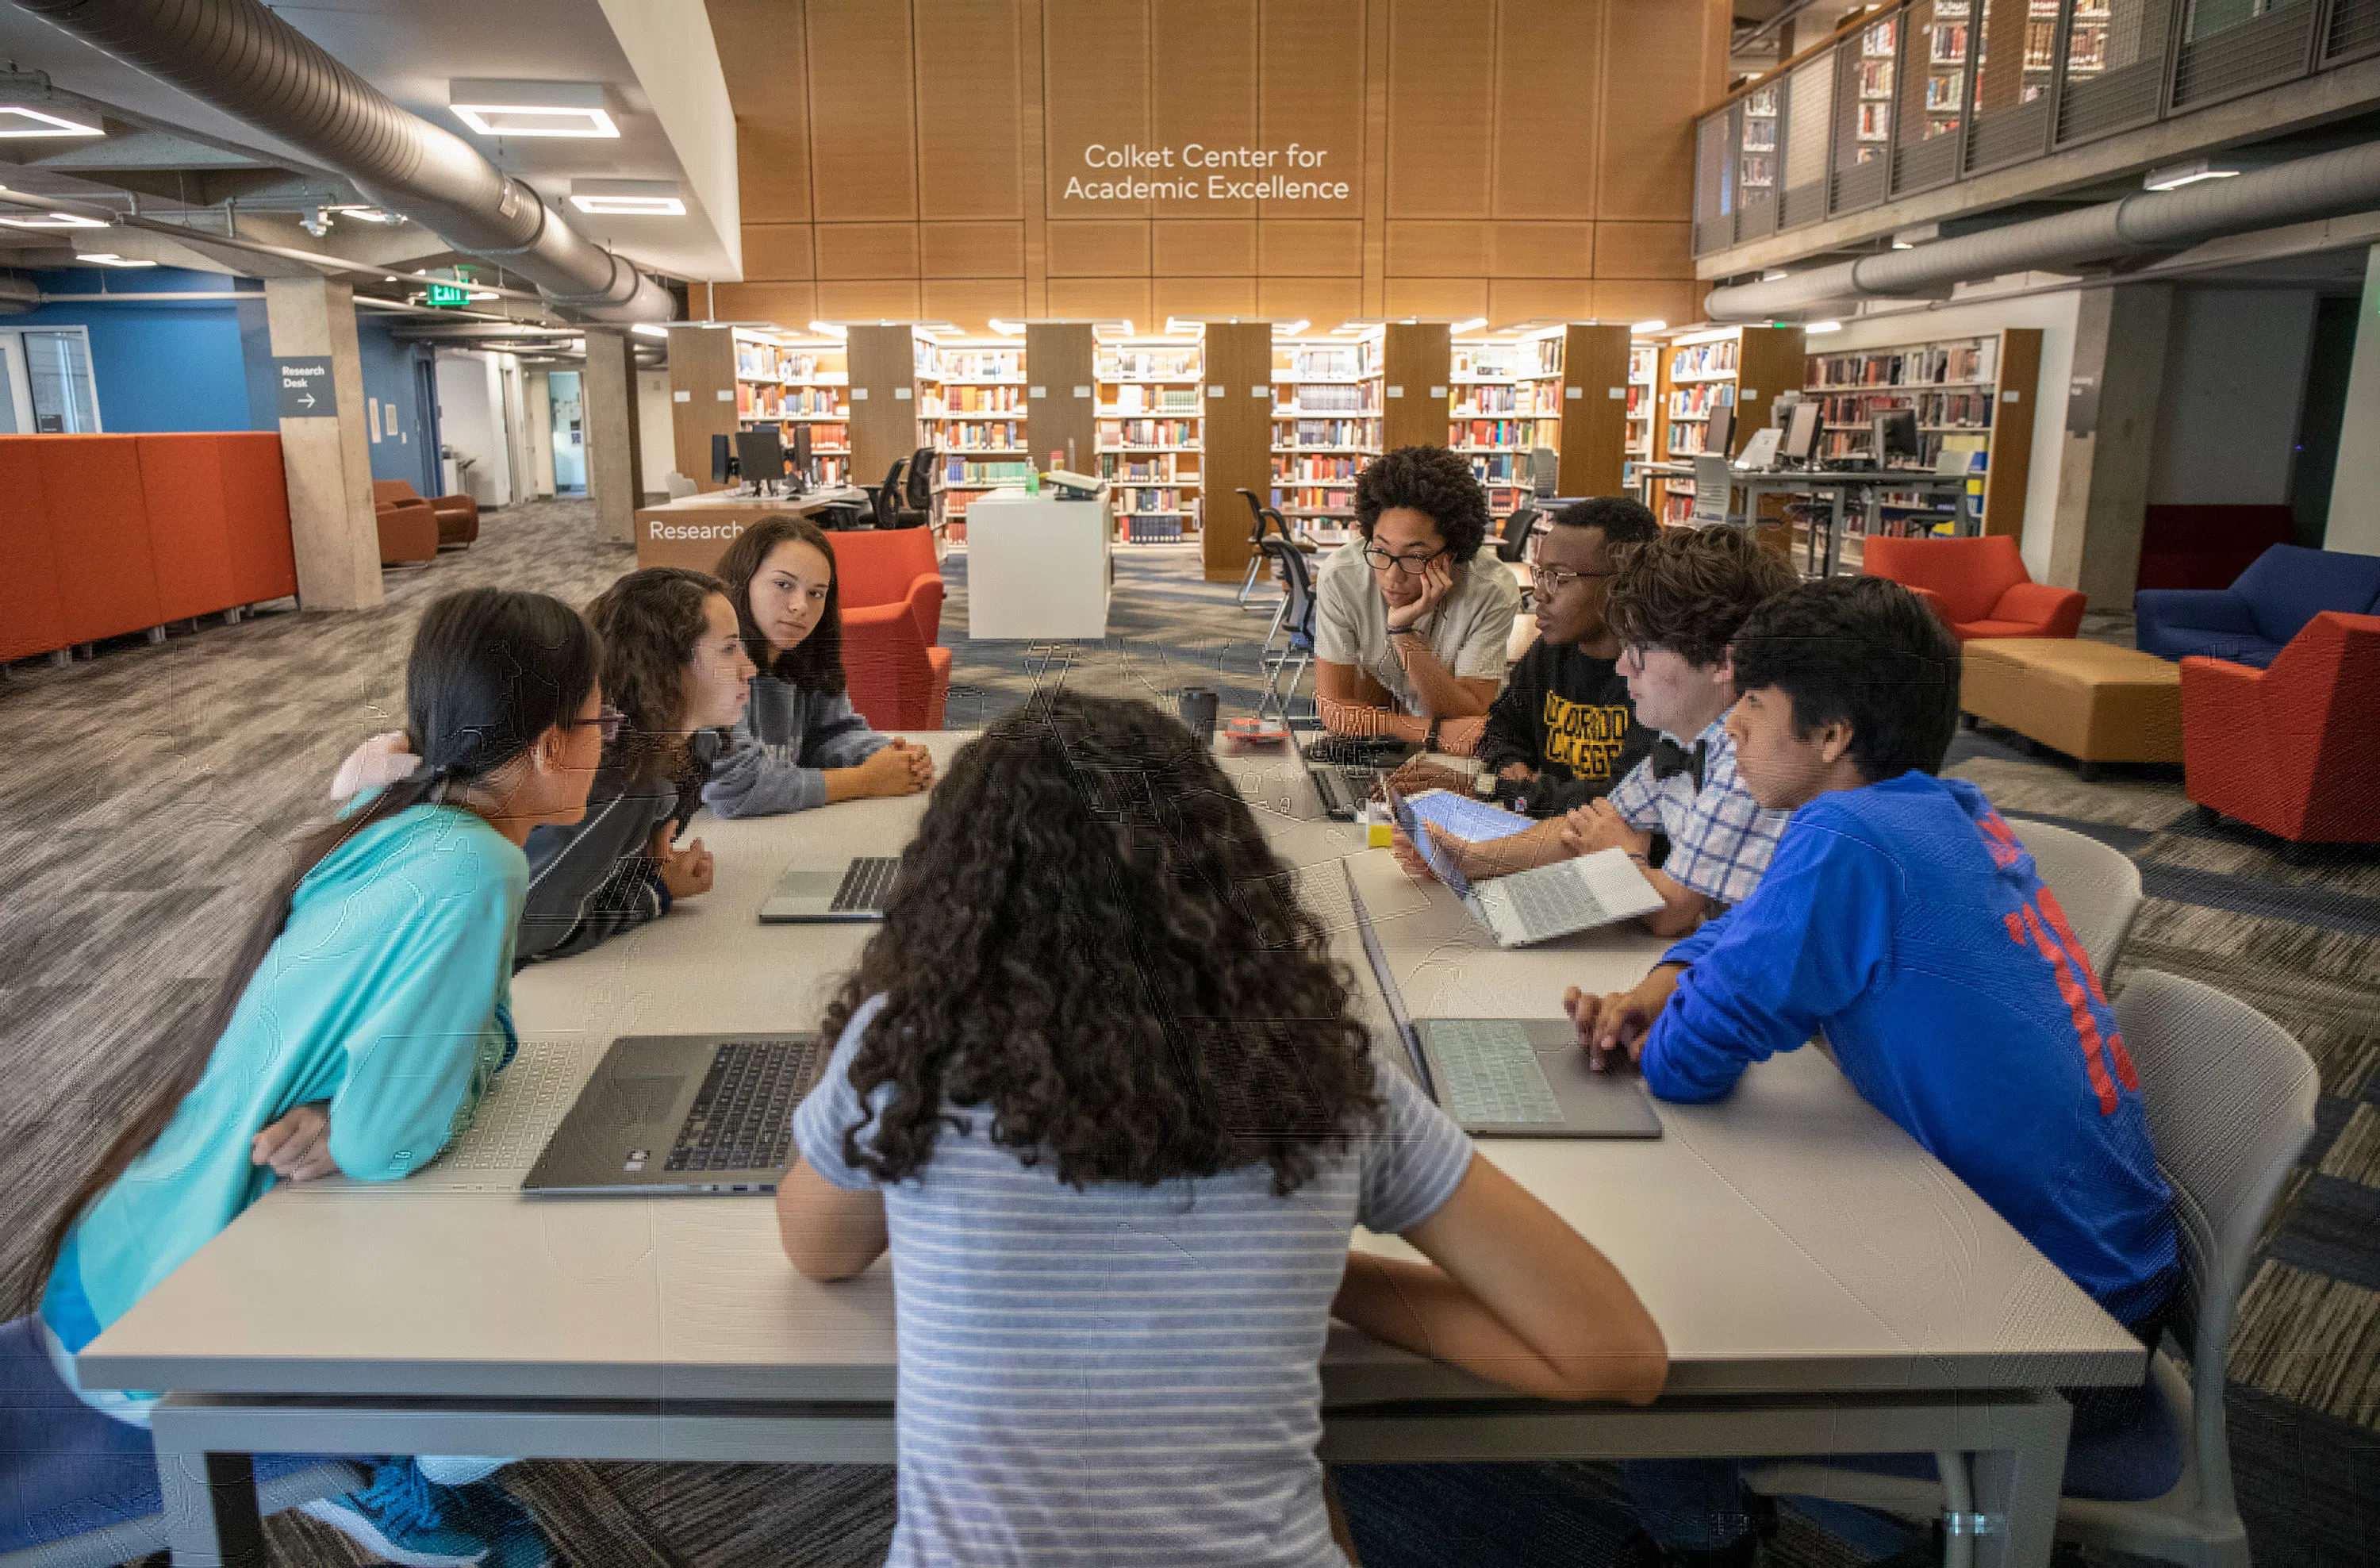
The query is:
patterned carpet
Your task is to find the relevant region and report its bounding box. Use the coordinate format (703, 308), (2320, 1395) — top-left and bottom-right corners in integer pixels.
(2, 498), (2376, 1567)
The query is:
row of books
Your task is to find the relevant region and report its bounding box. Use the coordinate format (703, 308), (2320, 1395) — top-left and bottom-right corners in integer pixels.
(940, 457), (1035, 486)
(1122, 514), (1187, 542)
(1108, 384), (1198, 413)
(1273, 486), (1355, 515)
(1451, 336), (1560, 379)
(1278, 417), (1374, 448)
(1668, 384), (1731, 418)
(1293, 382), (1372, 413)
(1100, 349), (1199, 379)
(1667, 422), (1719, 455)
(1821, 430), (1977, 466)
(943, 421), (1027, 452)
(1808, 341), (1994, 388)
(737, 386), (843, 418)
(1113, 486), (1188, 517)
(937, 386), (1025, 413)
(1449, 418), (1545, 449)
(1810, 390), (1996, 428)
(1103, 418), (1198, 448)
(1670, 340), (1740, 377)
(735, 343), (829, 382)
(1276, 454), (1361, 483)
(1464, 453), (1527, 484)
(1104, 455), (1198, 483)
(740, 418), (848, 448)
(1286, 346), (1370, 379)
(1451, 385), (1555, 416)
(936, 349), (1024, 380)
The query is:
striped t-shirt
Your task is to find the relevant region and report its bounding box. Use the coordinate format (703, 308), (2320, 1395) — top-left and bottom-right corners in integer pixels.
(792, 994), (1476, 1567)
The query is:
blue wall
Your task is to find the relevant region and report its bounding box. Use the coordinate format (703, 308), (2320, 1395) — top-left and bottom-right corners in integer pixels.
(10, 266), (270, 432)
(356, 312), (440, 493)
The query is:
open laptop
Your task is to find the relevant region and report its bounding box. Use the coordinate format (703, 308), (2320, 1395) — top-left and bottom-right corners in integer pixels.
(523, 1032), (827, 1194)
(1291, 722), (1413, 821)
(758, 853), (905, 922)
(1384, 782), (1663, 949)
(1343, 861), (1660, 1139)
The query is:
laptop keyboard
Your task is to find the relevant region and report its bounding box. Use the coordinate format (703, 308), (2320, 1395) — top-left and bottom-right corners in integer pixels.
(1430, 1019), (1564, 1125)
(831, 856), (903, 913)
(665, 1039), (823, 1173)
(1505, 868), (1614, 943)
(1313, 764), (1376, 818)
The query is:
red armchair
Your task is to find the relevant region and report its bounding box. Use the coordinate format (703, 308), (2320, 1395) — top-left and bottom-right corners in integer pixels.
(373, 478), (478, 547)
(374, 498), (440, 564)
(1863, 535), (2085, 640)
(2182, 612), (2380, 850)
(827, 529), (950, 730)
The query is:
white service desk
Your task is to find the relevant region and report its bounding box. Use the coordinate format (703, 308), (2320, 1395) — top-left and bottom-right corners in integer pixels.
(88, 733), (2130, 1567)
(963, 488), (1113, 640)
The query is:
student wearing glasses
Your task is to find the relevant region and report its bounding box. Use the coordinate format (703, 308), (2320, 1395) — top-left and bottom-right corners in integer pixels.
(1313, 445), (1522, 752)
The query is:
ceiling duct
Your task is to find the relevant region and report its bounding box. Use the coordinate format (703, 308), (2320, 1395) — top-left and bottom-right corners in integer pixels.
(15, 0), (674, 324)
(1706, 139), (2380, 321)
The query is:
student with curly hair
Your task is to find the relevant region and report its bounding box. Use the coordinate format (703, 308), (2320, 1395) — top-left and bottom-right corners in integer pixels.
(776, 690), (1667, 1568)
(1313, 444), (1522, 751)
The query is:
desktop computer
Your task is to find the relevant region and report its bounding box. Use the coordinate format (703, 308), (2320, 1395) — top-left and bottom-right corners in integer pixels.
(1871, 408), (1921, 467)
(1702, 402), (1735, 458)
(710, 432), (735, 486)
(1783, 401), (1821, 466)
(735, 428), (787, 494)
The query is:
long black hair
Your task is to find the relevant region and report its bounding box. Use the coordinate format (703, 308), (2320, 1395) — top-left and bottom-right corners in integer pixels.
(24, 588), (600, 1312)
(820, 690), (1383, 1197)
(712, 513), (847, 695)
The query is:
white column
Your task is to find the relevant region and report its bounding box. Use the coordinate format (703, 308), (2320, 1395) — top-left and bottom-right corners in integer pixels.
(263, 277), (383, 610)
(2325, 245), (2380, 556)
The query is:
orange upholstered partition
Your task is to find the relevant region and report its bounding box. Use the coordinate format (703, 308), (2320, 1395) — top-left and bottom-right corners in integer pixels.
(0, 438), (68, 662)
(137, 432), (241, 622)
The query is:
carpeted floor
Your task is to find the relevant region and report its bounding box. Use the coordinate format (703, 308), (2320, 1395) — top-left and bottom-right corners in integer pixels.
(3, 498), (2377, 1566)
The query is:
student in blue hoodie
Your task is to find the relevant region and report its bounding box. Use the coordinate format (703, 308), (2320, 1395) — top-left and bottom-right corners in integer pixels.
(1568, 577), (2177, 1568)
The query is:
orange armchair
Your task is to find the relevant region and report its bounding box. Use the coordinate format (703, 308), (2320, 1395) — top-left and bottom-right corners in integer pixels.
(1863, 535), (2084, 641)
(827, 527), (942, 644)
(828, 529), (950, 729)
(373, 478), (478, 547)
(374, 498), (440, 564)
(2182, 612), (2380, 851)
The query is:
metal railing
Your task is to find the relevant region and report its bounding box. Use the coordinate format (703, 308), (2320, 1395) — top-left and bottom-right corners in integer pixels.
(1695, 0), (2377, 259)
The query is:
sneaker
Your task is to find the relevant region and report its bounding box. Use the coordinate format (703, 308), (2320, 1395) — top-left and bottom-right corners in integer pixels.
(301, 1458), (550, 1568)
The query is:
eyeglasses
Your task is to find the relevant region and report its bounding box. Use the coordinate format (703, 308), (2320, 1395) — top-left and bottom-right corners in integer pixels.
(1361, 542), (1447, 576)
(1528, 563), (1618, 592)
(569, 702), (626, 744)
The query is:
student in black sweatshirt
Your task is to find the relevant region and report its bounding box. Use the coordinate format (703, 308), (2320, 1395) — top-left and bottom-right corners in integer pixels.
(1389, 497), (1661, 881)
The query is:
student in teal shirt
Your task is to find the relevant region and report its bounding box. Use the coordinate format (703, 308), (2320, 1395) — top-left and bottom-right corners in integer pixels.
(13, 587), (605, 1568)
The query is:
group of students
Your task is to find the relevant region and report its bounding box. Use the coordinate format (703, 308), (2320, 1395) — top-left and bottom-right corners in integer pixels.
(5, 448), (2177, 1568)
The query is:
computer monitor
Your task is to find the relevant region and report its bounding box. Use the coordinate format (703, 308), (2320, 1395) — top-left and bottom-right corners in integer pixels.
(1702, 402), (1736, 459)
(735, 428), (786, 490)
(789, 422), (814, 484)
(1871, 408), (1921, 466)
(710, 432), (735, 486)
(1783, 401), (1822, 465)
(1528, 445), (1560, 494)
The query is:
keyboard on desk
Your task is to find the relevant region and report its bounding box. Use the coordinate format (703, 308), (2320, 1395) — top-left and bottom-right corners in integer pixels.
(1503, 870), (1614, 943)
(1426, 1019), (1564, 1126)
(831, 855), (903, 913)
(665, 1039), (823, 1173)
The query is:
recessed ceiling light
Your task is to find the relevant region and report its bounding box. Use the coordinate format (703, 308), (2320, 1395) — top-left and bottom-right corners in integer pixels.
(987, 318), (1024, 336)
(1804, 320), (1842, 333)
(569, 179), (684, 216)
(467, 290), (499, 300)
(808, 320), (847, 340)
(0, 105), (105, 138)
(76, 252), (155, 267)
(631, 323), (669, 338)
(448, 79), (618, 139)
(0, 209), (107, 229)
(1449, 317), (1487, 333)
(1630, 319), (1668, 333)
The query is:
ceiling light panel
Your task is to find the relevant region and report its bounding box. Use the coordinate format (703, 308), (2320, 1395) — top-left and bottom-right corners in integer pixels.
(0, 105), (105, 137)
(448, 79), (618, 139)
(570, 179), (685, 216)
(0, 209), (108, 229)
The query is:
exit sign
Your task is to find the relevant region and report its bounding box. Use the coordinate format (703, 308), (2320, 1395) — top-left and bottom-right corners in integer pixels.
(426, 282), (468, 306)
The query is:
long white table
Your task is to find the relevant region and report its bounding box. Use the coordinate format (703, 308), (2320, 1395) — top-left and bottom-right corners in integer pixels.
(85, 732), (2137, 1567)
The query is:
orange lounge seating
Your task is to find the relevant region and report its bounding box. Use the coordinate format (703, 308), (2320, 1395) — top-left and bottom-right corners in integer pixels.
(373, 478), (478, 547)
(2182, 611), (2380, 848)
(376, 498), (441, 565)
(1863, 534), (2085, 641)
(827, 529), (950, 730)
(0, 432), (298, 663)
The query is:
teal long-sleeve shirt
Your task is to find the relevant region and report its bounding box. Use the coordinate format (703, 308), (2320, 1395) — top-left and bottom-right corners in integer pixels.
(42, 801), (526, 1366)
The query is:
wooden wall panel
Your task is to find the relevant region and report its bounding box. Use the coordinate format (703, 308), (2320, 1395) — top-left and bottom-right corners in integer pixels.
(1488, 278), (1591, 323)
(1384, 277), (1486, 319)
(846, 323), (921, 482)
(1558, 321), (1628, 496)
(1591, 279), (1695, 325)
(1257, 0), (1365, 218)
(923, 278), (1027, 332)
(922, 222), (1026, 278)
(1154, 221), (1257, 276)
(1200, 321), (1274, 579)
(1025, 321), (1097, 470)
(1044, 275), (1152, 322)
(1046, 0), (1152, 217)
(1599, 0), (1725, 221)
(743, 224), (816, 280)
(713, 282), (816, 324)
(708, 0), (810, 222)
(816, 223), (922, 280)
(1385, 0), (1493, 220)
(1381, 321), (1451, 450)
(1594, 221), (1692, 279)
(916, 0), (1026, 219)
(1493, 0), (1601, 218)
(805, 0), (918, 220)
(816, 279), (923, 318)
(1046, 220), (1152, 276)
(1154, 0), (1258, 218)
(1258, 276), (1362, 324)
(1386, 221), (1487, 278)
(667, 324), (739, 492)
(1153, 276), (1259, 317)
(1257, 220), (1361, 275)
(1490, 222), (1593, 278)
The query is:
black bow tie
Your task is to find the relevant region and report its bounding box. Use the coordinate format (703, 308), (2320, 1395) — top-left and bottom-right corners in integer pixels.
(1650, 737), (1708, 792)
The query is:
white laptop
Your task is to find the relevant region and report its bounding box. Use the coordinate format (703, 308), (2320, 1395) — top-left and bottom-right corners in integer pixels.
(1384, 782), (1663, 949)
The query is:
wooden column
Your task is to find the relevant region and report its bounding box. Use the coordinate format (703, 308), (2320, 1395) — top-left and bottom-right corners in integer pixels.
(669, 325), (738, 493)
(846, 325), (921, 490)
(1732, 325), (1806, 455)
(1201, 322), (1274, 583)
(1025, 321), (1096, 475)
(262, 276), (381, 610)
(1982, 328), (2042, 540)
(1558, 322), (1631, 498)
(583, 328), (643, 545)
(1380, 322), (1451, 452)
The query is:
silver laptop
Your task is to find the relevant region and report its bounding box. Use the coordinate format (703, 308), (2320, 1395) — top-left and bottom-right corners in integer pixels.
(1344, 862), (1660, 1139)
(759, 853), (905, 922)
(523, 1032), (826, 1194)
(1384, 782), (1663, 948)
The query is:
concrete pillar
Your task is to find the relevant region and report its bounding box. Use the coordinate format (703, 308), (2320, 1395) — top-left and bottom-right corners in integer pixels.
(263, 277), (382, 610)
(2325, 245), (2380, 556)
(2044, 282), (2174, 609)
(583, 328), (643, 544)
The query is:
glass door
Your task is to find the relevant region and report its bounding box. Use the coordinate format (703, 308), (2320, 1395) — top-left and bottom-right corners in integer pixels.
(0, 328), (99, 432)
(548, 371), (585, 494)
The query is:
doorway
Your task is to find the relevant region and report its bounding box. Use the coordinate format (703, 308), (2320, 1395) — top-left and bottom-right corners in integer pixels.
(549, 371), (586, 495)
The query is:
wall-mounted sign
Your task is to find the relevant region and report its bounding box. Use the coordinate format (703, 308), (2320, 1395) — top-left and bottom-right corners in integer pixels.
(274, 358), (337, 418)
(425, 282), (468, 307)
(1064, 143), (1351, 203)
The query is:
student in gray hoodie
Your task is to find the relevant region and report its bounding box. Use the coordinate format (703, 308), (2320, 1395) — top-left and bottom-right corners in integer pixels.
(704, 513), (935, 818)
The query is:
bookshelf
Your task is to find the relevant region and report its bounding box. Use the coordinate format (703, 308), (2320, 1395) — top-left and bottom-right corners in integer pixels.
(1204, 321), (1278, 582)
(846, 324), (923, 490)
(1652, 324), (1804, 525)
(919, 341), (1028, 533)
(1270, 334), (1381, 534)
(1381, 321), (1452, 453)
(666, 324), (737, 494)
(1098, 337), (1203, 544)
(1025, 321), (1096, 495)
(732, 330), (850, 486)
(1551, 322), (1631, 500)
(1447, 332), (1562, 525)
(1802, 326), (2041, 540)
(1626, 340), (1659, 461)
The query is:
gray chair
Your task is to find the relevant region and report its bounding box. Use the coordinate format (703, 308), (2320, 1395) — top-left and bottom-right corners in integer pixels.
(1746, 970), (2318, 1568)
(1257, 535), (1317, 720)
(2010, 817), (2144, 978)
(1690, 455), (1745, 528)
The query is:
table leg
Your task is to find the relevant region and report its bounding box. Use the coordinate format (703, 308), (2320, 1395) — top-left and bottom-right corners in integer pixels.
(1826, 490), (1847, 578)
(1967, 1393), (2070, 1568)
(157, 1448), (267, 1567)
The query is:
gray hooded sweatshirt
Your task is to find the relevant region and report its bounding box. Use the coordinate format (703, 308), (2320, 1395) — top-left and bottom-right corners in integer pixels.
(701, 670), (892, 818)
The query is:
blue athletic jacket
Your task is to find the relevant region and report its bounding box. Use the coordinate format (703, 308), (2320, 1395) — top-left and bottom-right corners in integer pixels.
(1644, 771), (2177, 1324)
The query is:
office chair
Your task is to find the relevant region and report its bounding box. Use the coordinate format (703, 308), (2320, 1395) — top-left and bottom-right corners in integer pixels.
(2008, 818), (2144, 978)
(1237, 488), (1276, 609)
(1258, 535), (1319, 721)
(1494, 505), (1541, 563)
(1690, 455), (1745, 528)
(869, 457), (932, 530)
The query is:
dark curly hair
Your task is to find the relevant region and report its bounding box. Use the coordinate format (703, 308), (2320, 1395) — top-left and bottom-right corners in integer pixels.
(1353, 444), (1490, 563)
(820, 690), (1384, 1195)
(712, 513), (846, 694)
(1731, 577), (1962, 783)
(1603, 526), (1801, 669)
(584, 567), (724, 786)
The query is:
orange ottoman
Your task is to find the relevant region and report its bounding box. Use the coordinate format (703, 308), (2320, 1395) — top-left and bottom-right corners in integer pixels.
(1960, 639), (2182, 781)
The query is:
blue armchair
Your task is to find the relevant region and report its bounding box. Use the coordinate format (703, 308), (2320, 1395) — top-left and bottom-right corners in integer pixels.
(2135, 544), (2380, 669)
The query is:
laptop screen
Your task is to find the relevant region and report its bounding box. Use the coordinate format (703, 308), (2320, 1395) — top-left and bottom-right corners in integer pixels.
(1342, 859), (1432, 1097)
(1383, 782), (1471, 901)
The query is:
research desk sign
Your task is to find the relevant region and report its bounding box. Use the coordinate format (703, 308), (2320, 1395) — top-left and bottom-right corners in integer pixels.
(1064, 143), (1351, 202)
(274, 359), (339, 418)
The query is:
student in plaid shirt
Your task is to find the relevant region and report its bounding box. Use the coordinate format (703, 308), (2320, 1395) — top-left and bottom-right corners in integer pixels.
(1558, 528), (1800, 937)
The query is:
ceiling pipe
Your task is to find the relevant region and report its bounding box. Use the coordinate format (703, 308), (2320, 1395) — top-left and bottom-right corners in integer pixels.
(1706, 138), (2380, 321)
(14, 0), (674, 324)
